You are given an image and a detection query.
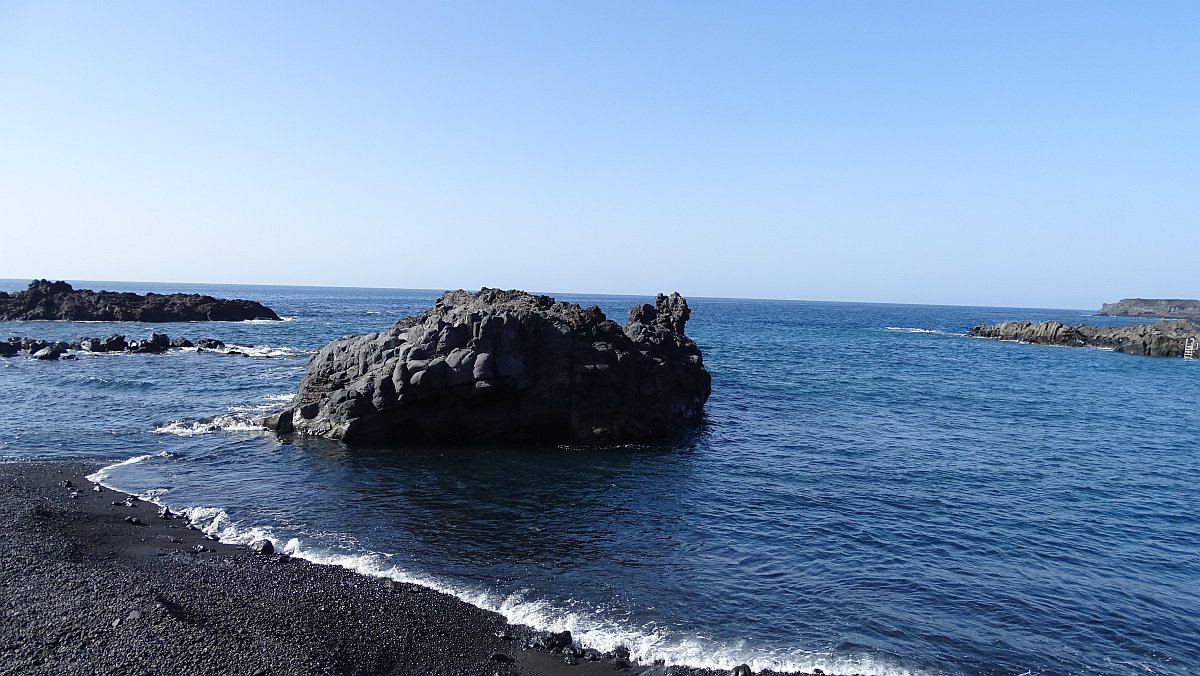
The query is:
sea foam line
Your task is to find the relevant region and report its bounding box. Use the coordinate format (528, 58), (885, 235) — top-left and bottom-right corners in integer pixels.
(884, 327), (962, 336)
(87, 455), (925, 676)
(152, 414), (265, 436)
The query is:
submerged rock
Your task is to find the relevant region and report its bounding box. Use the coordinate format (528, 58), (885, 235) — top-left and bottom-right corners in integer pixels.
(265, 288), (711, 445)
(0, 279), (280, 322)
(968, 319), (1199, 357)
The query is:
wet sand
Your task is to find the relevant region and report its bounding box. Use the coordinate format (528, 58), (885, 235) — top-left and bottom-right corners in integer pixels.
(0, 461), (801, 676)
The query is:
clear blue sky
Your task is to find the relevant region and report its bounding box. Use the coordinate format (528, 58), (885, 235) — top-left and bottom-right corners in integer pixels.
(1, 2), (1196, 308)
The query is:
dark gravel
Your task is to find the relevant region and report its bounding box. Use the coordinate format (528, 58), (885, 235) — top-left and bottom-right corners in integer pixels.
(0, 461), (809, 676)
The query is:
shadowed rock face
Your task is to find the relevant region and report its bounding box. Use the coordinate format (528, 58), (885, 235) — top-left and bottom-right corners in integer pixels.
(1098, 298), (1200, 322)
(968, 319), (1199, 357)
(265, 288), (712, 445)
(0, 280), (280, 322)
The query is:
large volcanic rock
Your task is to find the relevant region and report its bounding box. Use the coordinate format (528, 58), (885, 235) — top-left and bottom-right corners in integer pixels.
(0, 280), (280, 322)
(264, 289), (712, 445)
(968, 319), (1199, 357)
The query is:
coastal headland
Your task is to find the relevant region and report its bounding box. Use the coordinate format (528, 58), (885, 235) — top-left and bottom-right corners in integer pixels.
(1098, 298), (1200, 322)
(0, 280), (280, 322)
(967, 319), (1199, 357)
(0, 461), (809, 676)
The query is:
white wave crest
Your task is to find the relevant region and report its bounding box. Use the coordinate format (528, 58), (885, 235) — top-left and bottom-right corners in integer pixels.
(152, 414), (264, 436)
(220, 344), (307, 358)
(261, 393), (295, 402)
(161, 511), (927, 676)
(85, 459), (928, 676)
(85, 450), (172, 483)
(885, 327), (962, 337)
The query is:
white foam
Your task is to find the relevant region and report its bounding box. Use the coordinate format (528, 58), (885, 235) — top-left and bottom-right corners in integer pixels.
(166, 509), (927, 676)
(86, 454), (927, 676)
(220, 344), (307, 358)
(152, 414), (264, 436)
(261, 393), (295, 402)
(85, 451), (170, 483)
(885, 327), (962, 336)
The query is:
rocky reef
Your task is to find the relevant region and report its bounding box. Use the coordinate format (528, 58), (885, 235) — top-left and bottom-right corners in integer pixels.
(1, 334), (252, 360)
(967, 319), (1199, 357)
(264, 288), (712, 445)
(0, 280), (280, 322)
(1098, 298), (1200, 322)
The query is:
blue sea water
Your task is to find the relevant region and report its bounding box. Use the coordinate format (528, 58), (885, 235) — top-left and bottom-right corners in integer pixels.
(2, 279), (1198, 675)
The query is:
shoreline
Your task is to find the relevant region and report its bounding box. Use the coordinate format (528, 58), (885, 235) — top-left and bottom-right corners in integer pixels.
(0, 459), (811, 676)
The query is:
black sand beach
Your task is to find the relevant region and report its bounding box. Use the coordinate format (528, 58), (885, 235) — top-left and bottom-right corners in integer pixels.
(0, 461), (800, 676)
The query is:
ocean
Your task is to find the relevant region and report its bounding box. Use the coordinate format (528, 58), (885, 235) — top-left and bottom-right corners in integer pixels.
(2, 280), (1197, 675)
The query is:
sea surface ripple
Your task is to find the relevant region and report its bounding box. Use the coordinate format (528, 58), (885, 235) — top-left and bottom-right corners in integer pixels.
(2, 280), (1198, 675)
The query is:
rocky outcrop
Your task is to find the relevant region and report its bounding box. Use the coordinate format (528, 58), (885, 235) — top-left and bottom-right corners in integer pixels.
(968, 319), (1199, 357)
(2, 333), (255, 358)
(0, 280), (280, 322)
(264, 288), (712, 445)
(1098, 298), (1200, 322)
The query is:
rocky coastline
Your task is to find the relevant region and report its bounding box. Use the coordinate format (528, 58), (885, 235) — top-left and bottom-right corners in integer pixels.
(1098, 298), (1200, 322)
(0, 279), (280, 322)
(0, 460), (812, 676)
(266, 288), (712, 446)
(967, 319), (1199, 357)
(1, 333), (249, 360)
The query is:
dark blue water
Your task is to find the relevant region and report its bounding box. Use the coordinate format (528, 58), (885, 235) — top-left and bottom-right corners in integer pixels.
(3, 280), (1198, 675)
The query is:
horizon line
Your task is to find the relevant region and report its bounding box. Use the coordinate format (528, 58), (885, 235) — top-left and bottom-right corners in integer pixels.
(0, 276), (1113, 314)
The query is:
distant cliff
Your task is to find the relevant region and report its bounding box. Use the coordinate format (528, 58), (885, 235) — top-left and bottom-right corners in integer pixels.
(1098, 298), (1200, 322)
(968, 320), (1198, 357)
(0, 280), (281, 322)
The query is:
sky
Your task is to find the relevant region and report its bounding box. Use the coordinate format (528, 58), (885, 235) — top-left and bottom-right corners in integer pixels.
(0, 2), (1196, 308)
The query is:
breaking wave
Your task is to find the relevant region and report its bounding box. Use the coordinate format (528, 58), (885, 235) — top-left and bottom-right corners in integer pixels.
(885, 327), (962, 336)
(79, 458), (925, 676)
(152, 414), (264, 436)
(86, 451), (173, 482)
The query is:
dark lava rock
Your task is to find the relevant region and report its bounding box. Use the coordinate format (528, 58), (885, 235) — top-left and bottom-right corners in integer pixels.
(100, 334), (128, 352)
(612, 645), (631, 661)
(613, 657), (631, 670)
(490, 653), (513, 663)
(546, 630), (573, 650)
(32, 346), (63, 360)
(265, 288), (711, 445)
(171, 337), (194, 348)
(123, 516), (142, 525)
(195, 338), (226, 349)
(131, 333), (170, 354)
(0, 279), (281, 322)
(730, 665), (753, 676)
(248, 539), (275, 555)
(0, 341), (17, 357)
(79, 338), (104, 352)
(968, 319), (1200, 357)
